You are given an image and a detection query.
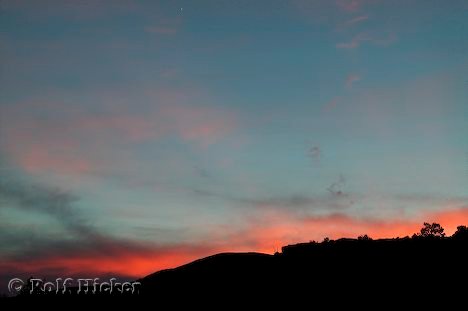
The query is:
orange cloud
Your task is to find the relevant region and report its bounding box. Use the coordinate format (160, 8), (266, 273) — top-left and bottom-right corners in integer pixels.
(0, 244), (215, 280)
(217, 206), (468, 254)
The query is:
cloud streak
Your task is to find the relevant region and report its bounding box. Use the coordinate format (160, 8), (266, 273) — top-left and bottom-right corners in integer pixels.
(336, 0), (364, 12)
(222, 204), (468, 253)
(0, 90), (238, 176)
(0, 179), (96, 238)
(346, 74), (361, 88)
(337, 32), (372, 49)
(145, 16), (182, 35)
(1, 177), (467, 290)
(193, 187), (356, 212)
(0, 177), (214, 286)
(337, 32), (398, 49)
(346, 15), (369, 26)
(327, 174), (347, 197)
(308, 145), (322, 163)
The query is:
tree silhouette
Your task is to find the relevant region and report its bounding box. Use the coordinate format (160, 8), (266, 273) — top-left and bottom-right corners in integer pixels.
(452, 225), (468, 239)
(419, 222), (445, 238)
(358, 234), (372, 241)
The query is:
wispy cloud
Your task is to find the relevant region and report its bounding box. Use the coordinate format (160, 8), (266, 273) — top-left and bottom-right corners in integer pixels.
(308, 145), (322, 163)
(323, 97), (340, 112)
(336, 15), (369, 32)
(323, 74), (361, 113)
(336, 0), (364, 12)
(337, 32), (398, 49)
(373, 32), (398, 46)
(0, 179), (95, 238)
(205, 202), (468, 255)
(346, 15), (369, 26)
(145, 15), (182, 35)
(337, 32), (372, 49)
(327, 174), (347, 197)
(3, 204), (467, 290)
(0, 89), (238, 176)
(145, 26), (177, 35)
(193, 188), (356, 212)
(0, 177), (215, 284)
(346, 73), (361, 88)
(1, 177), (467, 287)
(0, 235), (215, 285)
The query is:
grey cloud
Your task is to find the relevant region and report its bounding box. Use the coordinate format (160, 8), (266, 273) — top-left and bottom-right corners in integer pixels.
(308, 145), (321, 163)
(0, 179), (98, 239)
(193, 188), (355, 211)
(327, 174), (347, 197)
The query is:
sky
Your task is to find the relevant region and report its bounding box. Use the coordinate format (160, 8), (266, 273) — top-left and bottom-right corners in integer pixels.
(0, 0), (467, 285)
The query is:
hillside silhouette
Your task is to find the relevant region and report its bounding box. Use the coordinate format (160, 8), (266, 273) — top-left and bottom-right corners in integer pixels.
(139, 223), (468, 300)
(8, 223), (468, 302)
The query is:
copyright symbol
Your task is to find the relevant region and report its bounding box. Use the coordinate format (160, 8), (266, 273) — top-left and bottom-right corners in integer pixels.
(8, 278), (24, 294)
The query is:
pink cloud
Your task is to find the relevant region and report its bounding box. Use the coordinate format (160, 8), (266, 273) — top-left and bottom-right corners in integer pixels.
(337, 32), (397, 49)
(159, 105), (237, 147)
(336, 0), (363, 12)
(323, 97), (339, 112)
(345, 15), (369, 26)
(346, 74), (361, 88)
(15, 144), (92, 175)
(336, 32), (372, 49)
(1, 92), (238, 175)
(373, 32), (398, 46)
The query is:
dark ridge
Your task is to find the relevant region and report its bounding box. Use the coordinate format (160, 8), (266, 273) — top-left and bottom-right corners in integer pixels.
(138, 225), (468, 301)
(6, 224), (468, 303)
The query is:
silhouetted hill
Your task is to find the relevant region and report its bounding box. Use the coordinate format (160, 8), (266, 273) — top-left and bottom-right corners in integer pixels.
(7, 224), (468, 303)
(139, 235), (468, 301)
(140, 252), (278, 299)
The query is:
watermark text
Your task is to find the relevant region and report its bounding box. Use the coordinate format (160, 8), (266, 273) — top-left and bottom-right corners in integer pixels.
(7, 277), (140, 295)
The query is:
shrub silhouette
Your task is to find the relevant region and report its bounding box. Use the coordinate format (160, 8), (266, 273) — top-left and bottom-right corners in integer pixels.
(419, 222), (445, 238)
(452, 225), (468, 239)
(358, 234), (372, 241)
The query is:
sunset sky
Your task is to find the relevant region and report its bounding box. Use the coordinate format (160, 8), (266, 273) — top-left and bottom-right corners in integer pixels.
(1, 0), (467, 284)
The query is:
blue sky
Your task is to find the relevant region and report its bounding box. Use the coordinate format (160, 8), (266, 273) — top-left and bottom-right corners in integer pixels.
(0, 0), (467, 280)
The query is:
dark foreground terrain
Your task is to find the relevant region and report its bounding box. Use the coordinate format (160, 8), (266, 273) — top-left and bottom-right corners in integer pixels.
(139, 235), (468, 301)
(6, 224), (468, 303)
